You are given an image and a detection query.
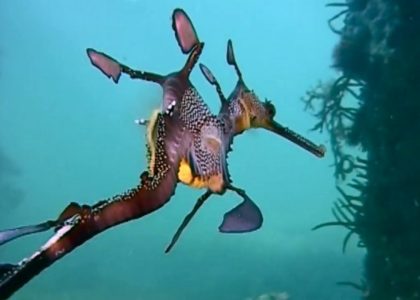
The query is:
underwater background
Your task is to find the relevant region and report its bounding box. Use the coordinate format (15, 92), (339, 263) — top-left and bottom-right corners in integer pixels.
(0, 1), (365, 299)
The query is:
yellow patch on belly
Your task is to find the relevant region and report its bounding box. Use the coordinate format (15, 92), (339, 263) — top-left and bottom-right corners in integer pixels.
(178, 159), (224, 193)
(178, 159), (198, 186)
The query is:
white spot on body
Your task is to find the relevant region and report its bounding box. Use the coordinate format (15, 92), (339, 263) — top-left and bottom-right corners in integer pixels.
(40, 216), (79, 251)
(40, 224), (73, 251)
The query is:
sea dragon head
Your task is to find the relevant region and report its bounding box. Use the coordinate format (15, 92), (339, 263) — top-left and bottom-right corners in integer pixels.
(200, 40), (326, 158)
(230, 88), (278, 133)
(224, 41), (276, 134)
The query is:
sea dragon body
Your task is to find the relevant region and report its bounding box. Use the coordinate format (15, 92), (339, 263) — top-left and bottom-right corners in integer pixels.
(0, 8), (325, 299)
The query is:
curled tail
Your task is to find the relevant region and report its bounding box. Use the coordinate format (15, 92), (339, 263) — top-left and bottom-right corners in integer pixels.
(0, 111), (186, 299)
(0, 177), (176, 299)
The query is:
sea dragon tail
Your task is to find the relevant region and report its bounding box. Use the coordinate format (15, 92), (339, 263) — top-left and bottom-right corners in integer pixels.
(0, 112), (182, 299)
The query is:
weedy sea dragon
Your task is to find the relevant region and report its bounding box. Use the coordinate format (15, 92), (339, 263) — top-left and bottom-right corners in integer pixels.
(0, 8), (325, 299)
(163, 39), (327, 252)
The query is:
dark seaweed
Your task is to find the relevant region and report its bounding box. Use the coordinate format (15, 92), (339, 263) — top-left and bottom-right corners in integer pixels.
(304, 1), (420, 299)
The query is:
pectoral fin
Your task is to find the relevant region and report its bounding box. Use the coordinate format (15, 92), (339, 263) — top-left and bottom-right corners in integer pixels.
(219, 186), (263, 233)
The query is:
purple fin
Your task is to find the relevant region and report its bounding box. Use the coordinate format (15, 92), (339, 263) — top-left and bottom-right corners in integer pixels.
(199, 63), (216, 84)
(172, 9), (199, 54)
(219, 197), (263, 233)
(0, 220), (56, 246)
(86, 48), (121, 83)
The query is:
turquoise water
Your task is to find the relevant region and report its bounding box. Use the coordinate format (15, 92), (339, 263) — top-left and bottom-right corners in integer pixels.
(0, 1), (363, 299)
